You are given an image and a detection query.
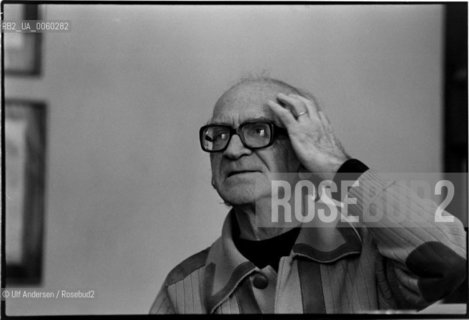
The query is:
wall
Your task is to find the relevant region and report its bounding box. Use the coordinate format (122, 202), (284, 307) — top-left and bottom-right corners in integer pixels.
(5, 4), (443, 315)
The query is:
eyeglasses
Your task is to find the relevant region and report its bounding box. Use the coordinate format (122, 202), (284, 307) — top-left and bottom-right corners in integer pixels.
(199, 120), (288, 152)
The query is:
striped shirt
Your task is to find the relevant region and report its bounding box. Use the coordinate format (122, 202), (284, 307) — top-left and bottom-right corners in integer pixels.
(150, 169), (467, 314)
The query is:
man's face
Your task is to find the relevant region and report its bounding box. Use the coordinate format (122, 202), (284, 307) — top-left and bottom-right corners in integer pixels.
(209, 83), (301, 206)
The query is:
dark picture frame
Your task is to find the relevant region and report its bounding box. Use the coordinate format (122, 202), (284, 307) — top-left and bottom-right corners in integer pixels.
(4, 4), (42, 76)
(5, 100), (47, 285)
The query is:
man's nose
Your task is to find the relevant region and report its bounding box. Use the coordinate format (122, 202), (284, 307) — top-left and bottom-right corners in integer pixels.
(223, 134), (251, 159)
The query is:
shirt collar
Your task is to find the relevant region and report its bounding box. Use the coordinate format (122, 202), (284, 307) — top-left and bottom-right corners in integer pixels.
(203, 210), (362, 313)
(292, 215), (362, 263)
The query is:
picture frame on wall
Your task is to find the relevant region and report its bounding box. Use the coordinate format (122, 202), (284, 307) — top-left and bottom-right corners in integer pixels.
(4, 4), (42, 76)
(5, 100), (47, 285)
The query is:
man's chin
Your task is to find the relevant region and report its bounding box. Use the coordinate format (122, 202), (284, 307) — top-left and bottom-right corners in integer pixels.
(216, 188), (252, 204)
(217, 188), (270, 206)
(219, 194), (257, 206)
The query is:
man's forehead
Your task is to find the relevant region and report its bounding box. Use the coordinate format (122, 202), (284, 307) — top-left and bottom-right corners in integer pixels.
(210, 108), (275, 126)
(211, 82), (285, 124)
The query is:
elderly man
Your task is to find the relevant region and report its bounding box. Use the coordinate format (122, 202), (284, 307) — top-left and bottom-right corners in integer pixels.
(150, 77), (466, 314)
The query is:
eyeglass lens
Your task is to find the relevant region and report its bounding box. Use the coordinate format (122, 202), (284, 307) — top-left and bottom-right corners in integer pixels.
(202, 123), (272, 151)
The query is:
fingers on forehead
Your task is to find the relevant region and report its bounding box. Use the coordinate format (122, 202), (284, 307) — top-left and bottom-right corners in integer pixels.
(276, 93), (306, 116)
(291, 94), (321, 115)
(267, 100), (296, 126)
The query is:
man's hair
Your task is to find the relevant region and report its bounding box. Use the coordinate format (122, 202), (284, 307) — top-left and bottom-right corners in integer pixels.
(213, 75), (320, 114)
(232, 75), (302, 95)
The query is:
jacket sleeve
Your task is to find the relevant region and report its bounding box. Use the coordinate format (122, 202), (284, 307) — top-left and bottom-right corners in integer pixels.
(149, 284), (176, 314)
(347, 169), (467, 310)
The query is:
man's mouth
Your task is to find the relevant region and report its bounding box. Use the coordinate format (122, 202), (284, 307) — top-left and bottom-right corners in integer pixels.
(227, 170), (259, 178)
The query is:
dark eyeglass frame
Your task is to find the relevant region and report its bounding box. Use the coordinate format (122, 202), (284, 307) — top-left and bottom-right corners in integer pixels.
(199, 120), (288, 153)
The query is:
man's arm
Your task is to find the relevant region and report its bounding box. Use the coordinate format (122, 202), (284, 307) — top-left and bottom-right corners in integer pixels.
(348, 167), (466, 309)
(268, 92), (466, 310)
